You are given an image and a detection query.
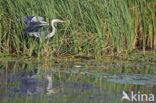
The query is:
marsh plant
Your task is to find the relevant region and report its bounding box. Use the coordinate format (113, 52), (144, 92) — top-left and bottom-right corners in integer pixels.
(0, 0), (155, 58)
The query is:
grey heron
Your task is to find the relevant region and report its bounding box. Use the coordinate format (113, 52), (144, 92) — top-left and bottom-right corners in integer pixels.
(21, 16), (65, 38)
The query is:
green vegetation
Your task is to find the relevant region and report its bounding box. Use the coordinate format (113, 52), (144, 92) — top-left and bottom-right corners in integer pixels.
(0, 0), (156, 58)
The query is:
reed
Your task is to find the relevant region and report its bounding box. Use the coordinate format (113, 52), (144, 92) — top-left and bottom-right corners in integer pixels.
(0, 0), (155, 58)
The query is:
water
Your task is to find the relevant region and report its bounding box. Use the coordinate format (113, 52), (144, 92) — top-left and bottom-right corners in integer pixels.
(0, 59), (156, 103)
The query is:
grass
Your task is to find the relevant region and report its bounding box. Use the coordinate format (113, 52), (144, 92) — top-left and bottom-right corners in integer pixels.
(0, 0), (156, 58)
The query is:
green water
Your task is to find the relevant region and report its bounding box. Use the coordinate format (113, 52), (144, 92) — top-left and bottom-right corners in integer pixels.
(0, 59), (156, 103)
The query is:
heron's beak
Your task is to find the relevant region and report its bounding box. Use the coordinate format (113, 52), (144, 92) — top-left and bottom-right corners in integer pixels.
(64, 20), (70, 23)
(59, 20), (69, 23)
(57, 20), (65, 23)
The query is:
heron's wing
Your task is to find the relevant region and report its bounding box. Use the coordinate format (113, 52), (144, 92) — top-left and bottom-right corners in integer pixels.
(31, 16), (44, 22)
(20, 16), (34, 24)
(20, 16), (45, 25)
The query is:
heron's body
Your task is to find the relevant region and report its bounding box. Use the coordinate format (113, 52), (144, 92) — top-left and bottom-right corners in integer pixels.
(24, 21), (49, 38)
(20, 16), (64, 38)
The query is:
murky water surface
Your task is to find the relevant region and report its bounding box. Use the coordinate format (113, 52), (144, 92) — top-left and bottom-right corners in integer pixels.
(0, 59), (156, 103)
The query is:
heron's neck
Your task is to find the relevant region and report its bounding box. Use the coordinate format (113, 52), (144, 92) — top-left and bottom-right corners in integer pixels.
(48, 21), (56, 38)
(47, 75), (52, 90)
